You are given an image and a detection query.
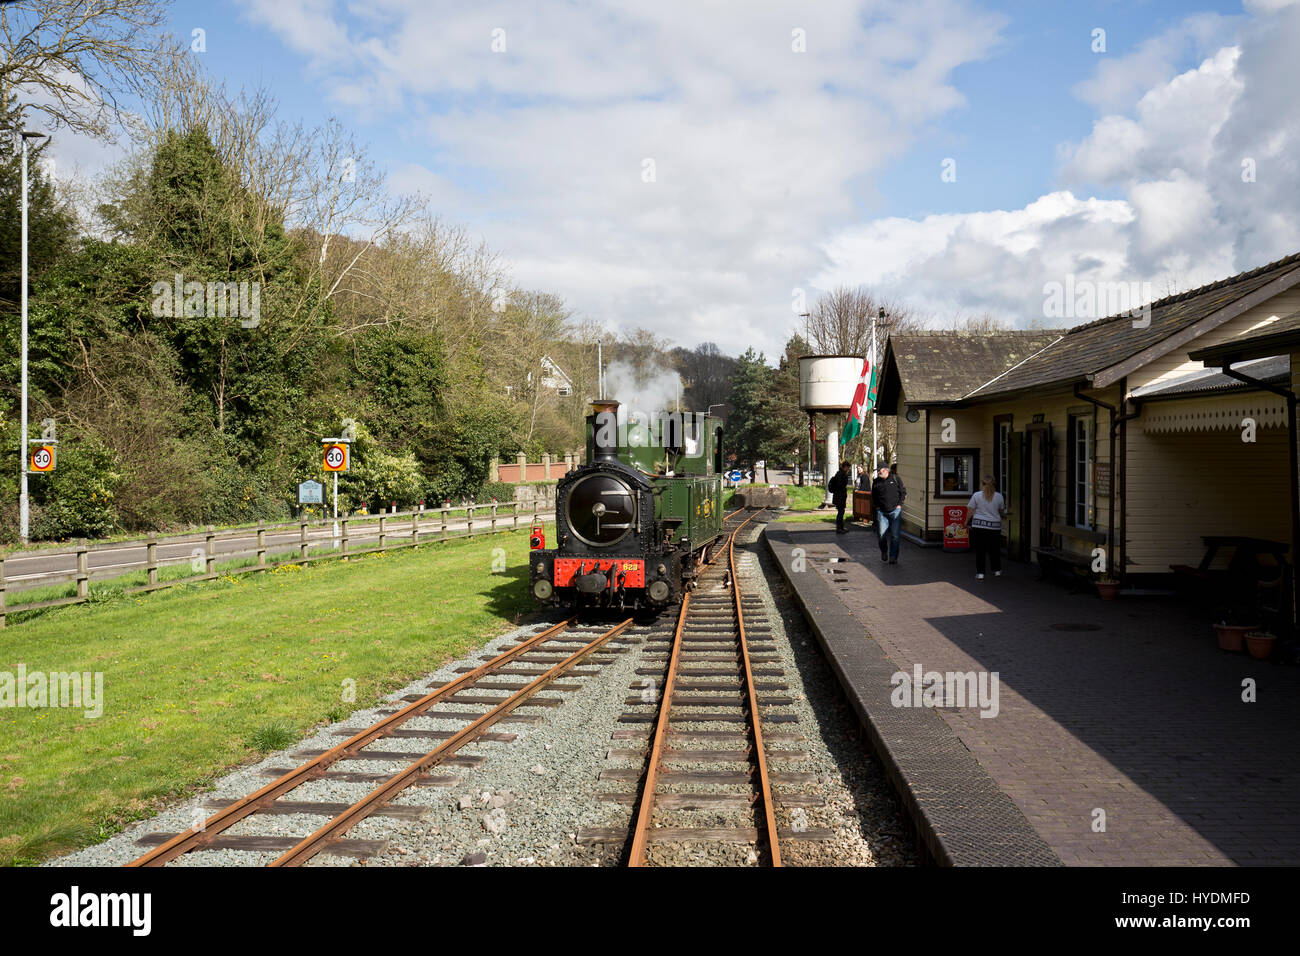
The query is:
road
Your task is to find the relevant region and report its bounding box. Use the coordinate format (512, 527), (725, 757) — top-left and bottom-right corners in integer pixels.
(3, 510), (555, 591)
(730, 468), (818, 487)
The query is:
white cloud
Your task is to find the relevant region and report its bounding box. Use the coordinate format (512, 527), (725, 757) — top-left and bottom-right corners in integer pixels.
(818, 2), (1300, 328)
(1071, 13), (1231, 114)
(816, 192), (1139, 322)
(47, 0), (1300, 356)
(1244, 0), (1299, 13)
(237, 0), (1007, 356)
(1128, 173), (1217, 255)
(1062, 46), (1242, 188)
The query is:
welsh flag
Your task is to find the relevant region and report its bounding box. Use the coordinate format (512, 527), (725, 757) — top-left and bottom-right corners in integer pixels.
(840, 355), (877, 446)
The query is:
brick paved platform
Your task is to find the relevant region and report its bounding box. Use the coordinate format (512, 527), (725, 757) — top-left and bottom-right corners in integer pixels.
(765, 521), (1300, 866)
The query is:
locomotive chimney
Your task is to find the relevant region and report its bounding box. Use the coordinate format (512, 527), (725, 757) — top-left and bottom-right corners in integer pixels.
(591, 399), (620, 463)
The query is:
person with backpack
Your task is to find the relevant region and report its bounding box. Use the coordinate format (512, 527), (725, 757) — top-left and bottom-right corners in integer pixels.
(964, 474), (1007, 579)
(871, 462), (906, 563)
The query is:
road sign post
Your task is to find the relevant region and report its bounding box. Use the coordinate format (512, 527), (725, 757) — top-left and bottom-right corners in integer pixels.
(297, 479), (324, 505)
(29, 417), (57, 476)
(30, 444), (55, 473)
(18, 132), (50, 543)
(297, 479), (323, 530)
(322, 442), (349, 473)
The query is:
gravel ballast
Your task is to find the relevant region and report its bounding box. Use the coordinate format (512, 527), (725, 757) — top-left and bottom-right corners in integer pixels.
(48, 515), (916, 867)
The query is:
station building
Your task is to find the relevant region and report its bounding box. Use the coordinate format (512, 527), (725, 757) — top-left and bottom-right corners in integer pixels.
(874, 252), (1300, 608)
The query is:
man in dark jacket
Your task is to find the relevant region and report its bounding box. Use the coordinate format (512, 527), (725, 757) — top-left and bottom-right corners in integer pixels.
(827, 462), (851, 533)
(871, 462), (906, 563)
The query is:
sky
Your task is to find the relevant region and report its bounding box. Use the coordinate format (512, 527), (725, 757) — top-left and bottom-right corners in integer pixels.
(47, 0), (1300, 357)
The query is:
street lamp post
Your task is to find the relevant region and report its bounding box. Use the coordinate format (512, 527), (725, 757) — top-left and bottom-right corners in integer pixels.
(797, 311), (811, 485)
(873, 307), (882, 472)
(18, 129), (48, 544)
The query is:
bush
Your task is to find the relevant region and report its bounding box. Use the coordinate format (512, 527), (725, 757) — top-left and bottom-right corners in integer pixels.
(28, 438), (121, 541)
(351, 447), (424, 510)
(419, 404), (515, 502)
(197, 453), (292, 527)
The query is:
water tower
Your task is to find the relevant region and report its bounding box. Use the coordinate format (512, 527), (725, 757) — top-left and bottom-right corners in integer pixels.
(798, 355), (860, 503)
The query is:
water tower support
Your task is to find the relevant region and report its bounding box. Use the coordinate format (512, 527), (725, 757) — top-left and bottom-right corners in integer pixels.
(823, 423), (839, 506)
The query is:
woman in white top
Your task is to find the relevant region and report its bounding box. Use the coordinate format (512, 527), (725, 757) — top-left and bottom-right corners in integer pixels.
(964, 474), (1006, 580)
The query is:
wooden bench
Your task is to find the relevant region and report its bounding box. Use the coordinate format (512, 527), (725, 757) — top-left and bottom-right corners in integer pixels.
(1031, 522), (1107, 587)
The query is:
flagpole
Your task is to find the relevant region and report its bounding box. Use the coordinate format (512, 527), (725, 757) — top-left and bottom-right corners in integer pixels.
(871, 308), (880, 468)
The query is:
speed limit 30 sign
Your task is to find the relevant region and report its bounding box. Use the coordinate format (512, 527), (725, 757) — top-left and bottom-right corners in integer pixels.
(322, 442), (349, 472)
(31, 445), (56, 472)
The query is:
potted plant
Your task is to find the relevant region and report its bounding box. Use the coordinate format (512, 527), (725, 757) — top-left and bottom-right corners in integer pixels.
(1095, 572), (1120, 601)
(1245, 629), (1277, 660)
(1213, 610), (1258, 652)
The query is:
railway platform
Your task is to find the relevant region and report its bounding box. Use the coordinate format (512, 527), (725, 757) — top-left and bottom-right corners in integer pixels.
(765, 520), (1300, 866)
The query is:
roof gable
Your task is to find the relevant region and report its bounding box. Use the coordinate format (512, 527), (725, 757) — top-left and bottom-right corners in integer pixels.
(875, 331), (1060, 411)
(965, 251), (1300, 399)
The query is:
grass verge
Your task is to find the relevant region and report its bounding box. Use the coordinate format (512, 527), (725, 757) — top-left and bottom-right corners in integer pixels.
(0, 524), (551, 865)
(722, 483), (828, 513)
(781, 484), (832, 510)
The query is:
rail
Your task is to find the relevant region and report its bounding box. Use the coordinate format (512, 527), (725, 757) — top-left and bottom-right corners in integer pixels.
(127, 616), (633, 867)
(627, 508), (781, 865)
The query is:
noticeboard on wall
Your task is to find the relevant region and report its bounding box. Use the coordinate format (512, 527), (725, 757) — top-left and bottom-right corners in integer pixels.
(1094, 462), (1111, 498)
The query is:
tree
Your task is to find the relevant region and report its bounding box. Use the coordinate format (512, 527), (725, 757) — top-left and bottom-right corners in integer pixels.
(128, 127), (309, 440)
(616, 327), (672, 383)
(143, 61), (426, 337)
(0, 0), (184, 139)
(764, 334), (812, 480)
(0, 60), (635, 540)
(806, 286), (928, 473)
(725, 349), (774, 475)
(948, 311), (1008, 331)
(806, 285), (927, 356)
(672, 342), (736, 412)
(419, 403), (517, 504)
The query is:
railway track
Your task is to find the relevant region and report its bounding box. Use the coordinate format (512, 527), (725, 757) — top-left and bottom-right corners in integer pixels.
(125, 503), (825, 867)
(581, 508), (833, 865)
(126, 617), (638, 866)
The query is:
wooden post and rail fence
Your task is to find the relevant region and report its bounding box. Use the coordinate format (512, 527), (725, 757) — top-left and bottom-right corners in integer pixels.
(0, 500), (553, 628)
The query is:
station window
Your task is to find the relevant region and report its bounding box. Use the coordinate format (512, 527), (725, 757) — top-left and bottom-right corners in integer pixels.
(934, 449), (979, 497)
(992, 416), (1012, 496)
(1068, 414), (1093, 528)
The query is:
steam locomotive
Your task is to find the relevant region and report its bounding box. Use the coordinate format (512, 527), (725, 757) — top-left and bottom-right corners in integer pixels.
(529, 400), (725, 610)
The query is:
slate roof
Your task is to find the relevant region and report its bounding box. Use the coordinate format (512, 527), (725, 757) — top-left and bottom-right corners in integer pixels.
(966, 251), (1300, 399)
(875, 331), (1060, 411)
(1130, 354), (1289, 400)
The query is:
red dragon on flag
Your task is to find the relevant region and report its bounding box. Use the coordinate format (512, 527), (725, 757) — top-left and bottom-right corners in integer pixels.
(840, 354), (877, 446)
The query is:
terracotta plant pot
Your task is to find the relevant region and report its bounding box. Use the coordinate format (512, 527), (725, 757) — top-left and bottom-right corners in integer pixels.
(1245, 632), (1277, 660)
(1214, 624), (1256, 652)
(1096, 581), (1120, 601)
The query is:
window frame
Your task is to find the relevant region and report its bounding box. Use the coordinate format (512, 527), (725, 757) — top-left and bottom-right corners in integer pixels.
(992, 414), (1012, 499)
(1067, 413), (1094, 529)
(933, 448), (980, 499)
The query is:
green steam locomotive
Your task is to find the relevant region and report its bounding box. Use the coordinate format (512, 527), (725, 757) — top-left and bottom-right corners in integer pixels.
(528, 400), (725, 611)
